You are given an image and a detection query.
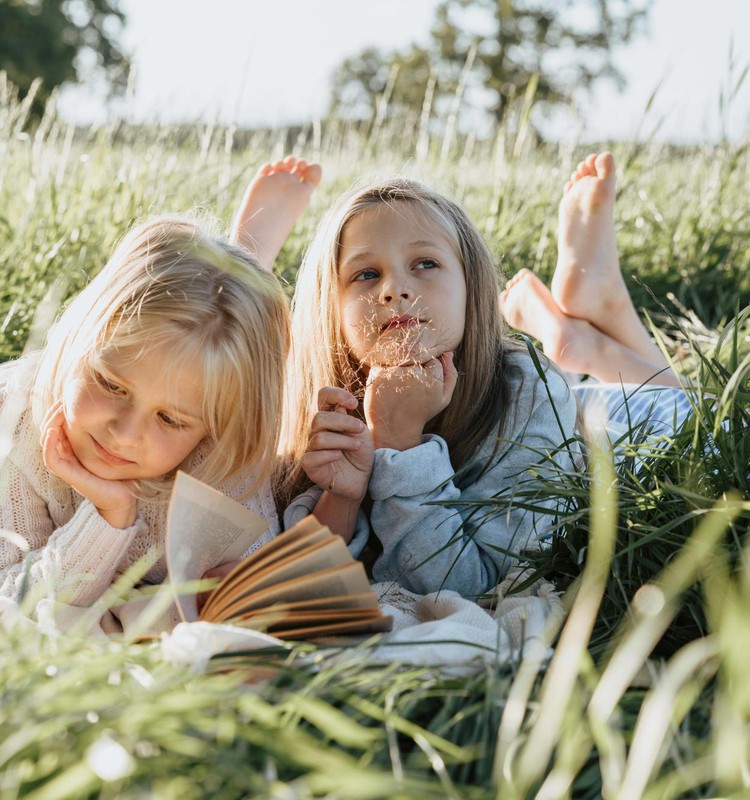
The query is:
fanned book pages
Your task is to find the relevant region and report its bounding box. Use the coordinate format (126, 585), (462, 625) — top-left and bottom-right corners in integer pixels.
(166, 472), (392, 640)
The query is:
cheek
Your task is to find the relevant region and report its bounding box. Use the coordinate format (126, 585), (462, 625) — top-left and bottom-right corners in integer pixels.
(62, 382), (97, 427)
(340, 301), (369, 350)
(162, 429), (205, 463)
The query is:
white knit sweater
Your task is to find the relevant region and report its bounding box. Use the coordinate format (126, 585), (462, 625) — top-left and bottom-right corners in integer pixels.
(0, 355), (280, 611)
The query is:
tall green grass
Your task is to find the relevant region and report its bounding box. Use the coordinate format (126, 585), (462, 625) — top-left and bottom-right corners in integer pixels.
(1, 79), (750, 798)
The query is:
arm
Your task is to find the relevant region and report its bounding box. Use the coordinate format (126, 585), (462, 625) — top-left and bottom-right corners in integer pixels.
(298, 387), (375, 544)
(367, 362), (578, 596)
(284, 484), (372, 559)
(0, 410), (143, 606)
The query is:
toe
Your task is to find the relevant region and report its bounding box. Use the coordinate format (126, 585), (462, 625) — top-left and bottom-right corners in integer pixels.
(595, 152), (616, 181)
(302, 163), (322, 188)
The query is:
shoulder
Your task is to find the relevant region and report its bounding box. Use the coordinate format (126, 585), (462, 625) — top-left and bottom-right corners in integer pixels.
(0, 353), (39, 408)
(501, 346), (577, 434)
(0, 354), (43, 457)
(503, 345), (572, 395)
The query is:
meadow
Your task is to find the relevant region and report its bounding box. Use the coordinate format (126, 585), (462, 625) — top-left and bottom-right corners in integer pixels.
(1, 77), (750, 798)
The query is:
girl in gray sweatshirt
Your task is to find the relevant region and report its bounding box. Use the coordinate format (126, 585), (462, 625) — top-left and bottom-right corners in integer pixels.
(281, 178), (579, 598)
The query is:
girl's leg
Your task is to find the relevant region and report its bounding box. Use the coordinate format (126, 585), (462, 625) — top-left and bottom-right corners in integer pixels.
(551, 152), (667, 368)
(230, 155), (322, 272)
(500, 269), (681, 386)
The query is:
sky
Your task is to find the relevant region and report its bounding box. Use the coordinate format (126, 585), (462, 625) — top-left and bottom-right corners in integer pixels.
(57, 0), (750, 143)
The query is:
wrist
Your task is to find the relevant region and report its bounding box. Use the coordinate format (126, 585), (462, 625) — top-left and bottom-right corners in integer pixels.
(98, 504), (137, 529)
(314, 491), (363, 544)
(325, 487), (366, 505)
(371, 424), (424, 451)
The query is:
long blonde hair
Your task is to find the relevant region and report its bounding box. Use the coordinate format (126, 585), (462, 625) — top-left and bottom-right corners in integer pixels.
(34, 215), (289, 495)
(280, 178), (521, 502)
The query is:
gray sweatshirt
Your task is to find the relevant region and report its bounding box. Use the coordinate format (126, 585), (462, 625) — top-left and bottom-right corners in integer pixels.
(284, 351), (578, 598)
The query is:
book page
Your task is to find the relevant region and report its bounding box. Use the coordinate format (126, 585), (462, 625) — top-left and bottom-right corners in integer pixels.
(200, 524), (333, 618)
(166, 471), (269, 622)
(206, 591), (381, 626)
(212, 560), (372, 617)
(204, 536), (352, 621)
(237, 607), (386, 628)
(267, 615), (393, 640)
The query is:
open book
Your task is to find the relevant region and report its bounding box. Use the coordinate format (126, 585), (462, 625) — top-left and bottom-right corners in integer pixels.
(166, 472), (392, 640)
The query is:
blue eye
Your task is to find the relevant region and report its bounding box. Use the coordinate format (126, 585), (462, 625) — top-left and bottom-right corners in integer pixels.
(354, 269), (379, 282)
(416, 259), (438, 270)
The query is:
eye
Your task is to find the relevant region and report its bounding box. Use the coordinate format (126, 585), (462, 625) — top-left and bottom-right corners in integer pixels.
(158, 411), (185, 430)
(353, 268), (379, 282)
(94, 371), (125, 395)
(415, 259), (438, 270)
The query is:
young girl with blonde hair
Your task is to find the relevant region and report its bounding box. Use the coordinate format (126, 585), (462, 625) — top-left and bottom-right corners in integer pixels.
(0, 155), (321, 619)
(282, 178), (579, 597)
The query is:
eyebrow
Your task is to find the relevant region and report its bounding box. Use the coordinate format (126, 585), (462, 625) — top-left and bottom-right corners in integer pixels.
(340, 240), (447, 269)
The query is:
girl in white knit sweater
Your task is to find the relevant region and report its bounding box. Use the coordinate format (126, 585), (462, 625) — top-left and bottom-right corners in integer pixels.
(0, 157), (321, 617)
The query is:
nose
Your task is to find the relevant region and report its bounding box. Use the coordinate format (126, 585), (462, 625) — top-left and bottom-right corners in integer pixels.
(107, 406), (143, 447)
(380, 273), (413, 304)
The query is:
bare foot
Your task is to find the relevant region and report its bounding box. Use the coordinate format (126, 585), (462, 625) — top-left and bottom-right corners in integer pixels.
(551, 152), (666, 365)
(500, 269), (679, 385)
(230, 155), (322, 272)
(552, 152), (622, 320)
(501, 269), (607, 376)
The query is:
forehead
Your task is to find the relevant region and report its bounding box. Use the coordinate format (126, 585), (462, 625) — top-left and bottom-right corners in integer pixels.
(340, 200), (459, 253)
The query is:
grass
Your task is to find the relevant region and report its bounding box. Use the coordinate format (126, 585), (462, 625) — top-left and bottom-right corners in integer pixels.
(1, 80), (750, 797)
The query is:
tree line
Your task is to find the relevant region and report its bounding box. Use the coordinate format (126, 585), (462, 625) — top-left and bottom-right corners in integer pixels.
(1, 0), (650, 130)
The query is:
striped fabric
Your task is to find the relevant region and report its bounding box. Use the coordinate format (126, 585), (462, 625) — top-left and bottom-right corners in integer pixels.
(572, 382), (694, 444)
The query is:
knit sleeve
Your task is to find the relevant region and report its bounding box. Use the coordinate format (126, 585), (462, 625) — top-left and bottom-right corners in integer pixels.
(0, 399), (143, 607)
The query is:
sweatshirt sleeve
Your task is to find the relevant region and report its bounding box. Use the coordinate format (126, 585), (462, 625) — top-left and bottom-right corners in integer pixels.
(366, 359), (579, 597)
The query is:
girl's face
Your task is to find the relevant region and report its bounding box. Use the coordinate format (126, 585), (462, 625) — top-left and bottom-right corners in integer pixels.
(337, 202), (467, 368)
(62, 342), (208, 481)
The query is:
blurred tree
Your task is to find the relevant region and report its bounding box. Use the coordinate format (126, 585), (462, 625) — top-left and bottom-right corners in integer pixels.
(330, 0), (650, 126)
(0, 0), (128, 109)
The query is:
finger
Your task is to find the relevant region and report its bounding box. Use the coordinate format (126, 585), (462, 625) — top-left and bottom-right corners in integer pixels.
(301, 451), (343, 482)
(308, 431), (363, 452)
(42, 426), (78, 479)
(440, 351), (458, 398)
(317, 386), (358, 412)
(42, 420), (67, 462)
(41, 425), (59, 469)
(310, 411), (365, 435)
(411, 357), (443, 386)
(366, 363), (403, 385)
(40, 399), (65, 435)
(302, 448), (344, 466)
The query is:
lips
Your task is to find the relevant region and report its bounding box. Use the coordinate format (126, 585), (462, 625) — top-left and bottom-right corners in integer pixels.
(381, 315), (422, 332)
(92, 436), (135, 466)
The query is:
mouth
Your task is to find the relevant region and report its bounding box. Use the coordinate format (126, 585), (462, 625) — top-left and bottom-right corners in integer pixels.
(92, 437), (135, 466)
(380, 315), (423, 333)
